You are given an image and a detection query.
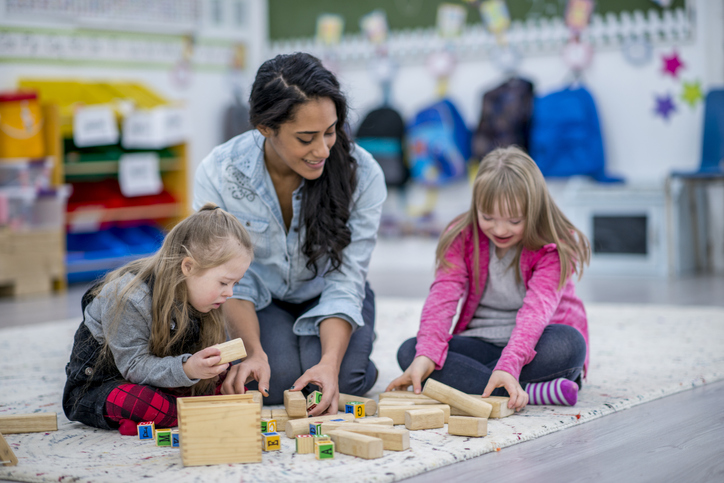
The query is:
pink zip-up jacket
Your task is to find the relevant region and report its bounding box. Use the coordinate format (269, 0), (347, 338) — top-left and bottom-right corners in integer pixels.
(415, 224), (589, 381)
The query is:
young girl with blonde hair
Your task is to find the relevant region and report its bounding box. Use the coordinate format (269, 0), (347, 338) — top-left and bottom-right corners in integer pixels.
(386, 146), (590, 410)
(63, 203), (254, 434)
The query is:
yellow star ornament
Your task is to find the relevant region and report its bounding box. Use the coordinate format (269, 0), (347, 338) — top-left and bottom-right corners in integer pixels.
(681, 80), (703, 108)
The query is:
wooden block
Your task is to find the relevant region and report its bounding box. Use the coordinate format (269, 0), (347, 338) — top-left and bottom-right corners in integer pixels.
(315, 440), (335, 459)
(247, 390), (263, 412)
(354, 417), (394, 426)
(378, 404), (451, 424)
(320, 423), (409, 451)
(271, 409), (292, 428)
(313, 434), (331, 442)
(0, 433), (18, 466)
(172, 429), (180, 447)
(261, 409), (272, 419)
(422, 379), (492, 419)
(211, 338), (247, 365)
(260, 419), (277, 433)
(379, 398), (441, 406)
(344, 401), (366, 418)
(0, 413), (58, 434)
(262, 432), (281, 451)
(447, 416), (488, 437)
(156, 428), (172, 446)
(338, 393), (377, 416)
(450, 396), (515, 419)
(378, 391), (435, 401)
(327, 429), (383, 459)
(138, 421), (155, 440)
(306, 390), (323, 412)
(284, 413), (355, 438)
(177, 394), (260, 465)
(284, 390), (307, 417)
(404, 408), (445, 430)
(295, 434), (314, 454)
(309, 421), (323, 436)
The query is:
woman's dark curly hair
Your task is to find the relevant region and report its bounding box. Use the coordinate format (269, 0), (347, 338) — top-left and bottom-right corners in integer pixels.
(249, 52), (357, 277)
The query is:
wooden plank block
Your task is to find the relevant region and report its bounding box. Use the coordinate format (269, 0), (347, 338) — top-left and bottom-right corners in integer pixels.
(354, 416), (394, 426)
(447, 416), (488, 437)
(378, 391), (435, 401)
(319, 423), (409, 451)
(212, 338), (247, 365)
(284, 390), (308, 417)
(338, 393), (377, 416)
(0, 413), (57, 434)
(378, 398), (441, 406)
(0, 433), (18, 466)
(404, 408), (445, 430)
(327, 429), (384, 459)
(378, 404), (451, 424)
(284, 413), (355, 438)
(422, 378), (492, 419)
(450, 396), (515, 419)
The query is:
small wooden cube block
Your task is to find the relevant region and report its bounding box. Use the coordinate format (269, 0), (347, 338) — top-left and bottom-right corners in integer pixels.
(313, 434), (331, 442)
(262, 432), (281, 451)
(345, 402), (366, 418)
(296, 434), (315, 454)
(447, 416), (488, 437)
(138, 421), (155, 440)
(315, 440), (335, 460)
(211, 338), (247, 365)
(284, 390), (308, 417)
(171, 430), (180, 447)
(405, 408), (445, 430)
(156, 428), (172, 446)
(261, 418), (277, 433)
(307, 390), (323, 411)
(309, 422), (323, 436)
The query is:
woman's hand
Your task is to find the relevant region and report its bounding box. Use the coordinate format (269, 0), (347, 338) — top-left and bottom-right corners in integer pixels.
(385, 356), (436, 394)
(183, 346), (229, 380)
(220, 352), (271, 396)
(482, 370), (528, 411)
(290, 361), (340, 417)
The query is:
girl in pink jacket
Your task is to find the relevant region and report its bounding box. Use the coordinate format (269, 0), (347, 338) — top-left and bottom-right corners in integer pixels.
(386, 146), (591, 410)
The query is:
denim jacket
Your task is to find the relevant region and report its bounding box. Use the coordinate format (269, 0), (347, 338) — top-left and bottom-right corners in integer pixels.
(193, 130), (387, 336)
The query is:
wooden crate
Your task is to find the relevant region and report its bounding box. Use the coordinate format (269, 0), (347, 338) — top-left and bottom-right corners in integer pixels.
(177, 394), (261, 466)
(0, 228), (65, 297)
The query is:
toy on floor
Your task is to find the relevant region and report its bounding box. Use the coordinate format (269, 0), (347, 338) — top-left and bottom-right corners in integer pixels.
(0, 433), (18, 467)
(306, 390), (323, 412)
(262, 432), (281, 451)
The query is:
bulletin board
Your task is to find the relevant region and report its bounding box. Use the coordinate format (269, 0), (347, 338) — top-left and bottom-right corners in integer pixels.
(268, 0), (687, 40)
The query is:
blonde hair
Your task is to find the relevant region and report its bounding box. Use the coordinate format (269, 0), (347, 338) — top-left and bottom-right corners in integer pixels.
(435, 146), (590, 291)
(94, 203), (253, 395)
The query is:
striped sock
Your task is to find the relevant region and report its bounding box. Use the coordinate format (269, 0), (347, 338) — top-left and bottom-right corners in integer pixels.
(525, 378), (578, 406)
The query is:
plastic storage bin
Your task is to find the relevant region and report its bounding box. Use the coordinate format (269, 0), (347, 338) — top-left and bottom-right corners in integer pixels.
(0, 91), (45, 158)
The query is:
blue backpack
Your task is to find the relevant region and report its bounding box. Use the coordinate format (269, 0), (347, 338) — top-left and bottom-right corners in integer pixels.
(529, 85), (621, 183)
(406, 98), (471, 186)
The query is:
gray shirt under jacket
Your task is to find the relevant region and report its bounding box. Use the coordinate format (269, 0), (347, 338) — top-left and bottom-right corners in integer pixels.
(83, 272), (198, 388)
(460, 243), (527, 346)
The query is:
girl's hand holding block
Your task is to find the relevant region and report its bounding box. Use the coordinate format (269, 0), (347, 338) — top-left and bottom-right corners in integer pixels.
(211, 338), (247, 365)
(182, 346), (230, 380)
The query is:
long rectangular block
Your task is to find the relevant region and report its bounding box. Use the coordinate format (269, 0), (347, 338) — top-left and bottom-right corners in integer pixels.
(0, 413), (58, 434)
(378, 404), (451, 424)
(378, 398), (442, 406)
(404, 408), (445, 430)
(0, 433), (18, 466)
(319, 422), (409, 451)
(447, 416), (488, 437)
(211, 338), (247, 365)
(338, 393), (377, 416)
(327, 429), (384, 459)
(354, 416), (394, 426)
(378, 391), (435, 401)
(450, 396), (515, 419)
(284, 413), (355, 438)
(284, 390), (307, 417)
(422, 379), (492, 419)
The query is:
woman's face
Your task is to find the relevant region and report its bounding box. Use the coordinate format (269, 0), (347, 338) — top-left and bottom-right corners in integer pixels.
(260, 97), (338, 180)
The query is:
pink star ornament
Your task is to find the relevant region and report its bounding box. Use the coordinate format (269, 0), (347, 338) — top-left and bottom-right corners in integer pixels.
(662, 51), (685, 78)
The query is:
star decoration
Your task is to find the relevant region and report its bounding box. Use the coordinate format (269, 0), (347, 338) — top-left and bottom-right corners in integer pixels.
(662, 51), (685, 78)
(654, 94), (676, 120)
(681, 80), (703, 108)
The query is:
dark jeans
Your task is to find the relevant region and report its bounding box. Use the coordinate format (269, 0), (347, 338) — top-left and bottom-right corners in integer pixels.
(397, 324), (586, 395)
(246, 282), (377, 404)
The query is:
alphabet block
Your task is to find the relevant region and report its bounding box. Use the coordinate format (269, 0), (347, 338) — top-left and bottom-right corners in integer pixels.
(404, 408), (445, 430)
(138, 421), (155, 440)
(422, 379), (492, 418)
(211, 338), (247, 365)
(327, 429), (384, 459)
(309, 421), (323, 436)
(315, 440), (335, 460)
(295, 434), (314, 454)
(378, 404), (450, 424)
(306, 390), (323, 412)
(314, 434), (331, 442)
(171, 429), (180, 447)
(156, 428), (172, 446)
(284, 413), (355, 438)
(0, 413), (58, 434)
(284, 390), (307, 417)
(338, 393), (377, 416)
(262, 432), (281, 451)
(447, 416), (488, 437)
(261, 419), (277, 433)
(345, 401), (365, 418)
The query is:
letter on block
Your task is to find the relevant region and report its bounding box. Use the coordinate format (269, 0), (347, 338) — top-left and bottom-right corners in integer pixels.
(405, 408), (445, 430)
(447, 416), (488, 437)
(327, 429), (384, 459)
(211, 338), (247, 365)
(284, 390), (307, 417)
(315, 440), (335, 460)
(296, 434), (314, 454)
(171, 429), (180, 447)
(309, 422), (323, 436)
(156, 428), (172, 446)
(306, 390), (323, 412)
(138, 421), (155, 440)
(345, 401), (365, 418)
(262, 432), (281, 451)
(422, 378), (492, 418)
(261, 419), (277, 433)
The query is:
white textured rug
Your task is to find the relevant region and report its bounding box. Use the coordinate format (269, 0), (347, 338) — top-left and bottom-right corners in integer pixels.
(1, 300), (723, 483)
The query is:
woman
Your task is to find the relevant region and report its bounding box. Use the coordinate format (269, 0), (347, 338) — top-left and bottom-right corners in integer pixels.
(193, 52), (386, 415)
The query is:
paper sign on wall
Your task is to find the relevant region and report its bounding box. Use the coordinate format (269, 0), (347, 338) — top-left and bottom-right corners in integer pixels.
(73, 105), (119, 147)
(119, 152), (163, 197)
